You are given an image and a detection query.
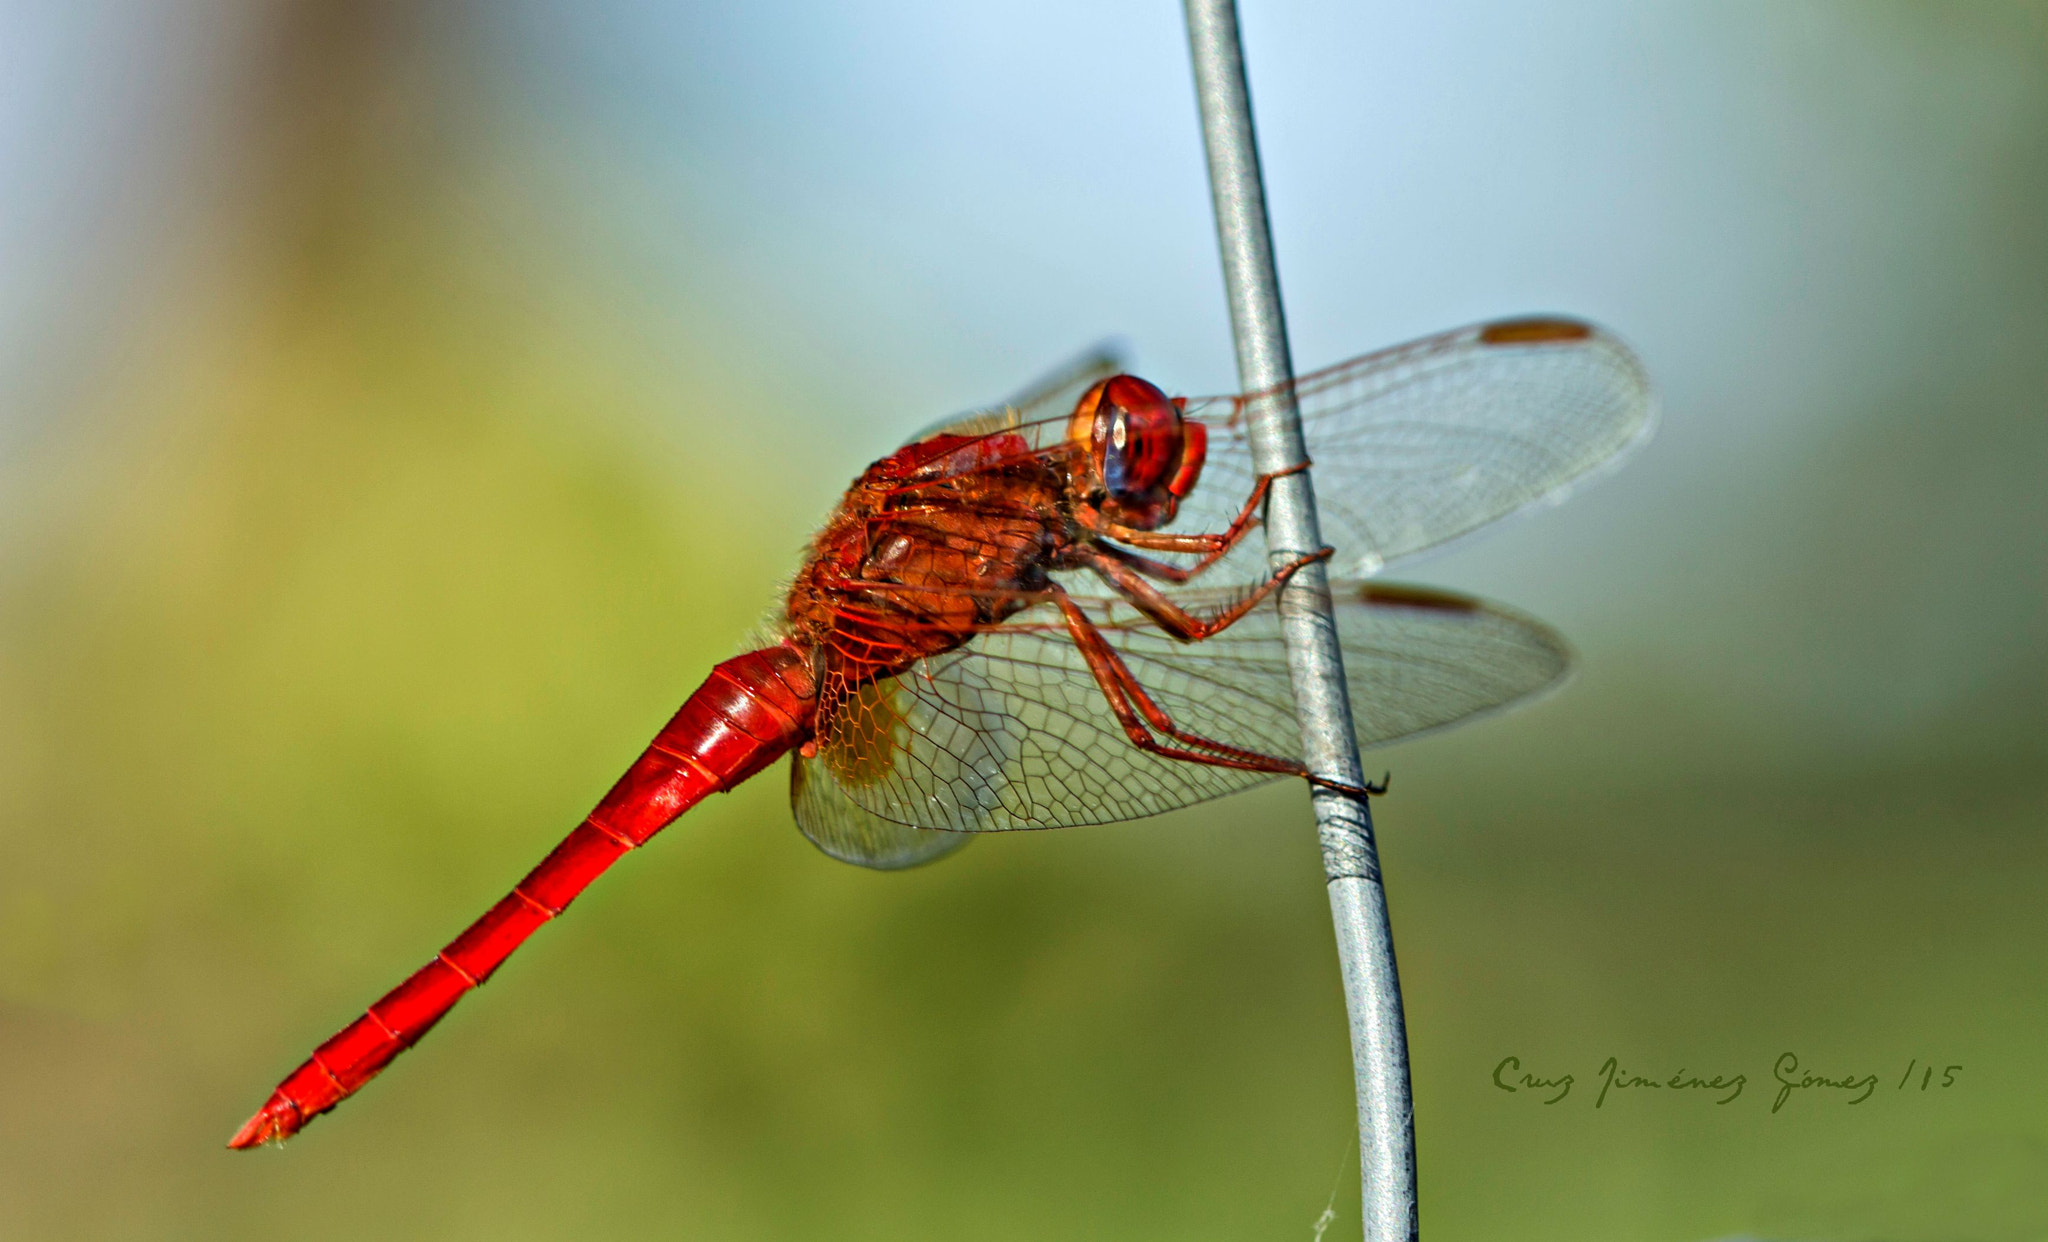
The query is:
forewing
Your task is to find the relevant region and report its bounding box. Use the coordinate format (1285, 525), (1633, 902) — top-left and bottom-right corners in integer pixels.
(807, 583), (1568, 834)
(904, 341), (1127, 444)
(1177, 318), (1654, 579)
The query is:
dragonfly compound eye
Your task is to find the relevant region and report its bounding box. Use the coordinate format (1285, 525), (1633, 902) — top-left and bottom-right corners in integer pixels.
(1094, 375), (1185, 504)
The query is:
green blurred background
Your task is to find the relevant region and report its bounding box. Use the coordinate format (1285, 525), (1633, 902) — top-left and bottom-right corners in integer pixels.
(1, 2), (2043, 1239)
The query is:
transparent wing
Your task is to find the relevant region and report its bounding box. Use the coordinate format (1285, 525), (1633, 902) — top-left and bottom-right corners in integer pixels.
(805, 582), (1568, 834)
(790, 750), (971, 870)
(1174, 317), (1653, 579)
(1327, 581), (1570, 745)
(904, 341), (1126, 444)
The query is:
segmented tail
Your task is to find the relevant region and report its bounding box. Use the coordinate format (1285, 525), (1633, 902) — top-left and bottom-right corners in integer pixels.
(229, 643), (816, 1148)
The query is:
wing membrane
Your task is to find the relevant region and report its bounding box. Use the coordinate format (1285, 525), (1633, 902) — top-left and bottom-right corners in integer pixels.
(888, 318), (1652, 583)
(790, 750), (971, 870)
(803, 583), (1568, 836)
(1177, 317), (1654, 577)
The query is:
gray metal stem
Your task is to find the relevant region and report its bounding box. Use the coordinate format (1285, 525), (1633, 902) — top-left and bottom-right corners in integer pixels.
(1181, 3), (1417, 1237)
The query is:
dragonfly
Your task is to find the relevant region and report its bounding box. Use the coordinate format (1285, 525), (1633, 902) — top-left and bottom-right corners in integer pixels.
(229, 315), (1651, 1148)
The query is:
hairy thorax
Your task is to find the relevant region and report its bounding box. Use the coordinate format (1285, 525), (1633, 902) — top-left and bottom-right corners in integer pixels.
(784, 434), (1077, 683)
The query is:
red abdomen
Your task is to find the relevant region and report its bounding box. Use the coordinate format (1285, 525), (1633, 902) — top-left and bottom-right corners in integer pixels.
(230, 643), (817, 1148)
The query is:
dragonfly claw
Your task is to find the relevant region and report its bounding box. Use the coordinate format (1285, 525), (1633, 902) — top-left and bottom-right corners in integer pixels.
(1308, 770), (1390, 801)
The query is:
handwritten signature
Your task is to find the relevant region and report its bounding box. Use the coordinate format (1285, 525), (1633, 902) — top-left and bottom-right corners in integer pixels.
(1493, 1054), (1962, 1112)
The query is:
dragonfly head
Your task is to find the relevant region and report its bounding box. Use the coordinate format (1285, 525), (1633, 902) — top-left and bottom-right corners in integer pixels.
(1067, 375), (1207, 530)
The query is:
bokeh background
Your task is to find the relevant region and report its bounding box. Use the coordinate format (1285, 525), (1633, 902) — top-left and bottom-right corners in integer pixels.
(2, 2), (2043, 1239)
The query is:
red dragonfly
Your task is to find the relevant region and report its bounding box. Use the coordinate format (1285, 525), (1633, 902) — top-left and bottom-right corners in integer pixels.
(230, 315), (1651, 1148)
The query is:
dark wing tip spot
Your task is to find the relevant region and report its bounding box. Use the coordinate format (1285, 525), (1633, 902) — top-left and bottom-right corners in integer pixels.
(1479, 316), (1594, 345)
(1355, 582), (1482, 614)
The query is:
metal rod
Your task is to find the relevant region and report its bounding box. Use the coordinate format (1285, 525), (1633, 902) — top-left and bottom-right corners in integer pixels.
(1180, 3), (1417, 1238)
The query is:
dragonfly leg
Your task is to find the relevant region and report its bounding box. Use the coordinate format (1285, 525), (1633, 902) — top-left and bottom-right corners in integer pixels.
(1048, 589), (1312, 776)
(1049, 585), (1389, 802)
(1074, 543), (1334, 641)
(1077, 461), (1311, 578)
